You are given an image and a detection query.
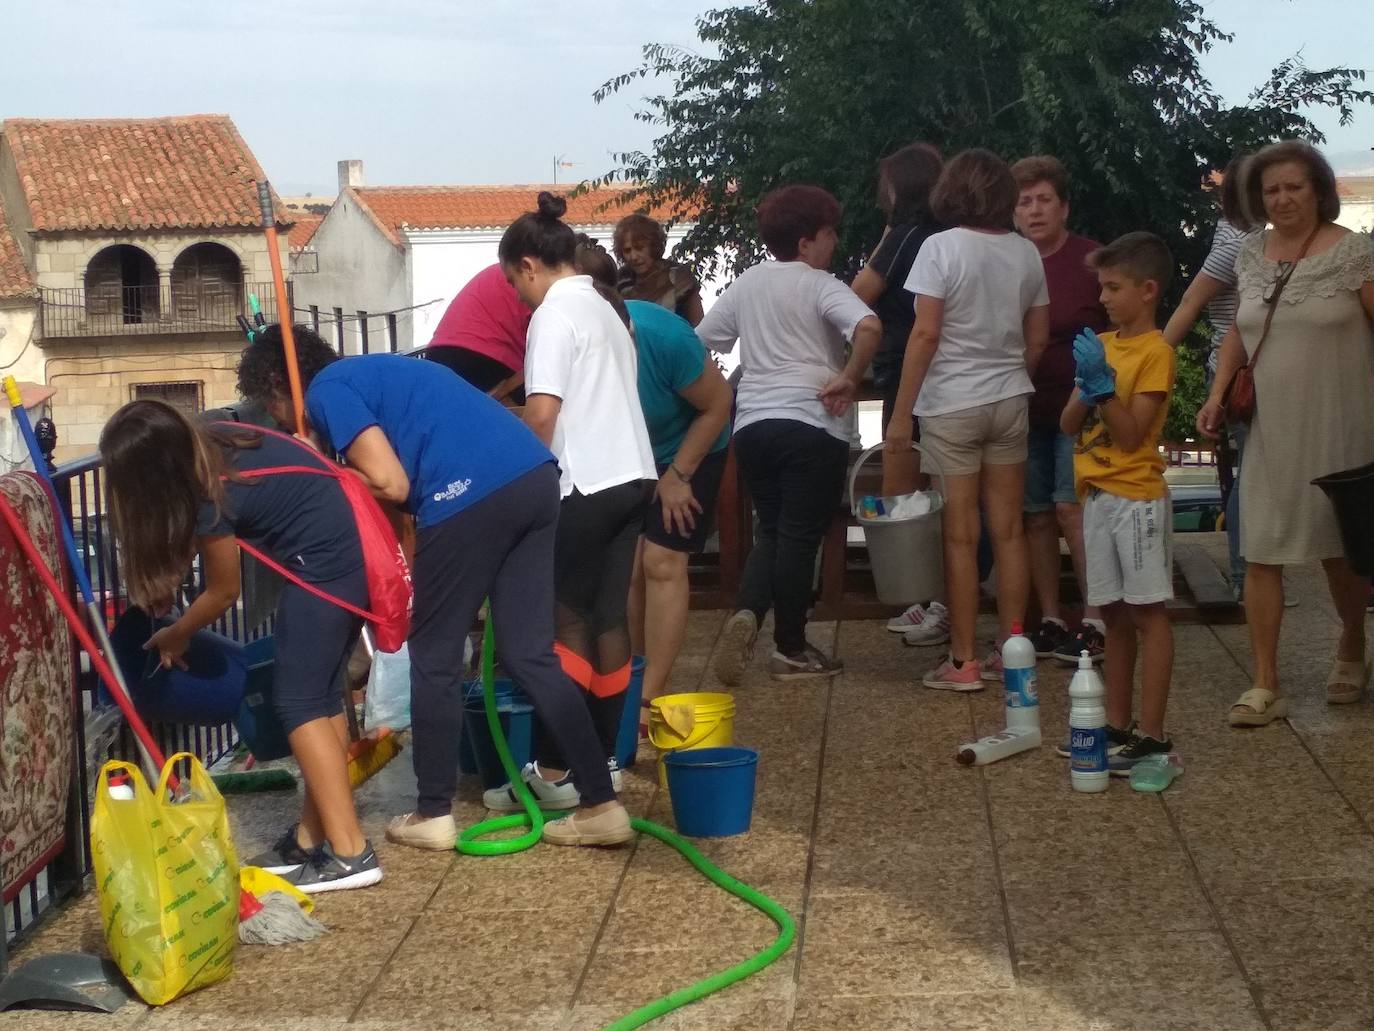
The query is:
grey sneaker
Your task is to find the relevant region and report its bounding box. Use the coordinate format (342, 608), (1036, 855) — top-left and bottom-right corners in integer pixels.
(714, 610), (759, 686)
(768, 644), (843, 681)
(286, 841), (383, 894)
(246, 826), (317, 875)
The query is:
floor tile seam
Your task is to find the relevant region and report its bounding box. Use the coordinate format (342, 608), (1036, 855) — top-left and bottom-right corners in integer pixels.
(783, 620), (841, 1031)
(344, 853), (458, 1023)
(973, 694), (1020, 983)
(1158, 793), (1275, 1031)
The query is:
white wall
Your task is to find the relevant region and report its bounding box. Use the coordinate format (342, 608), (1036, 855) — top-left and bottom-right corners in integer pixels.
(1337, 200), (1374, 234)
(0, 302), (43, 472)
(291, 194), (408, 356)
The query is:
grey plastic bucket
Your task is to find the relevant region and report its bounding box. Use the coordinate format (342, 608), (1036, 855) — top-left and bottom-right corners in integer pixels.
(849, 443), (945, 605)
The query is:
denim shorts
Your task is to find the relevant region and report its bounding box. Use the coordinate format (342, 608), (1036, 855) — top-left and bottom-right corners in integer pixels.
(1023, 425), (1077, 513)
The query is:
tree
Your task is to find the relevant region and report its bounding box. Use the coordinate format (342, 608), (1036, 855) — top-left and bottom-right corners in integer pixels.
(592, 0), (1371, 284)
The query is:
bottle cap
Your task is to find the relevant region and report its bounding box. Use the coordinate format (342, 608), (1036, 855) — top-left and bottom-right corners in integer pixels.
(1078, 650), (1093, 669)
(1010, 620), (1023, 636)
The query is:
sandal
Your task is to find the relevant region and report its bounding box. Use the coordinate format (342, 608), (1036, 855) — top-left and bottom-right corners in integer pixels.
(1326, 659), (1370, 705)
(1229, 687), (1289, 727)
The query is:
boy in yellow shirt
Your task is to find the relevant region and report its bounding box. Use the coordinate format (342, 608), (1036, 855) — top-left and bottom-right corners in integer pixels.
(1061, 232), (1177, 773)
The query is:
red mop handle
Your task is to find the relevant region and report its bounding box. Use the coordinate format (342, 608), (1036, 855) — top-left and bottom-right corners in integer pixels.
(256, 181), (306, 436)
(0, 494), (168, 773)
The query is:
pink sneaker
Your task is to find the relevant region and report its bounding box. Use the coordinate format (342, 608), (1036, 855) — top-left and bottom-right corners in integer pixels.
(980, 650), (1004, 683)
(922, 655), (984, 692)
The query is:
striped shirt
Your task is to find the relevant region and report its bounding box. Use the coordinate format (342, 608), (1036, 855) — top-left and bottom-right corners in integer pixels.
(1200, 220), (1255, 371)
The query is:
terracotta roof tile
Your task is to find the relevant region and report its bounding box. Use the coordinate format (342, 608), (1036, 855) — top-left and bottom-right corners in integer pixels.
(349, 184), (691, 239)
(0, 193), (36, 301)
(1338, 176), (1374, 202)
(2, 115), (285, 232)
(286, 212), (323, 251)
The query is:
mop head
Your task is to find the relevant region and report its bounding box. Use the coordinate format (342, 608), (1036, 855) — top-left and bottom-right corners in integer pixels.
(239, 891), (326, 946)
(347, 729), (402, 789)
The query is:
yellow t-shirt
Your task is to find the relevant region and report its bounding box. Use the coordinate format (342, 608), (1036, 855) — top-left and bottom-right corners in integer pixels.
(1073, 329), (1176, 501)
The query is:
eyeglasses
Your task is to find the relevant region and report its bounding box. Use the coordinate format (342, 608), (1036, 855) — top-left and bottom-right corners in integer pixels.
(1262, 259), (1297, 305)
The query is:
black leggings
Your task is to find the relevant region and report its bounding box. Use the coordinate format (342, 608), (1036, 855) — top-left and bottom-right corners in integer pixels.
(537, 480), (651, 767)
(422, 346), (524, 403)
(408, 463), (615, 817)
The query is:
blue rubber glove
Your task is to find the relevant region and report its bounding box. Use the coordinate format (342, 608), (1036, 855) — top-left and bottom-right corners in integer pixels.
(1073, 330), (1116, 402)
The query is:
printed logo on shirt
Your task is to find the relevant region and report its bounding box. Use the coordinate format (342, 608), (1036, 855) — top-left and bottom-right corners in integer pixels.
(433, 478), (473, 503)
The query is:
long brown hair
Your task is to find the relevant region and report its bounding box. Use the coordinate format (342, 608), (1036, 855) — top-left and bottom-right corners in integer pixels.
(98, 400), (258, 608)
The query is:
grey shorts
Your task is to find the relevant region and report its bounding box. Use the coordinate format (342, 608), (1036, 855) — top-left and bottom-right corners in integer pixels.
(919, 395), (1029, 477)
(1083, 491), (1174, 607)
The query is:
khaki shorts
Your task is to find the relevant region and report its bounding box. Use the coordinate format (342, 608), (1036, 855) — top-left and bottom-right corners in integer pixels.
(919, 395), (1030, 476)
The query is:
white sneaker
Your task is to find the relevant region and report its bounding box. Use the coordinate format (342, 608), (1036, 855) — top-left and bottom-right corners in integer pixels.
(900, 601), (950, 647)
(482, 762), (580, 813)
(886, 602), (930, 632)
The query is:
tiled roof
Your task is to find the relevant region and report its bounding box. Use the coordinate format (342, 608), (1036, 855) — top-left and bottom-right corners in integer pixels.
(349, 184), (691, 243)
(1338, 176), (1374, 202)
(286, 212), (323, 252)
(0, 193), (36, 301)
(2, 115), (286, 232)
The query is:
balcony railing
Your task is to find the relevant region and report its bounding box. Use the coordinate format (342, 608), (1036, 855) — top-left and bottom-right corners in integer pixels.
(38, 281), (282, 339)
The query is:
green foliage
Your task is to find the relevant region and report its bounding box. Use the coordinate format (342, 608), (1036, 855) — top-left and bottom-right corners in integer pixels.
(1164, 331), (1209, 446)
(591, 0), (1372, 287)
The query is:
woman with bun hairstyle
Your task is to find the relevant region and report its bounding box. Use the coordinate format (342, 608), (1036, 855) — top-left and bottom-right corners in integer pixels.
(488, 193), (657, 842)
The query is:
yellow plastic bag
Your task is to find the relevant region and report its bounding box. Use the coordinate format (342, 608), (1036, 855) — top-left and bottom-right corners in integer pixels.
(91, 754), (239, 1005)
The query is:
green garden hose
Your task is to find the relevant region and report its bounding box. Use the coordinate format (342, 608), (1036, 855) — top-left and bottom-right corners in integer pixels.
(455, 621), (797, 1030)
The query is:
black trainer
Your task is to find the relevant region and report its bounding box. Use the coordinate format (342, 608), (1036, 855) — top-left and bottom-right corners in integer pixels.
(1054, 624), (1106, 665)
(1054, 721), (1136, 759)
(1108, 733), (1174, 777)
(1029, 620), (1070, 659)
(246, 827), (317, 875)
(287, 841), (383, 894)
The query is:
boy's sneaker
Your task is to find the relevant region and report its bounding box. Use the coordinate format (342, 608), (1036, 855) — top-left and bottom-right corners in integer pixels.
(1029, 619), (1070, 659)
(922, 656), (984, 692)
(980, 650), (1004, 683)
(900, 602), (950, 647)
(1054, 721), (1137, 758)
(769, 645), (843, 681)
(1108, 733), (1174, 777)
(246, 826), (317, 875)
(287, 841), (383, 894)
(1053, 624), (1106, 665)
(483, 762), (580, 812)
(714, 610), (759, 686)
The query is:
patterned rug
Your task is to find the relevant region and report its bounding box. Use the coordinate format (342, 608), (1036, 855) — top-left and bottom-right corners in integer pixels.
(0, 471), (75, 901)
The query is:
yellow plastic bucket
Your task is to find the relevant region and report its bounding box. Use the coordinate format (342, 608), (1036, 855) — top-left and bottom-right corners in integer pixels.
(648, 692), (736, 788)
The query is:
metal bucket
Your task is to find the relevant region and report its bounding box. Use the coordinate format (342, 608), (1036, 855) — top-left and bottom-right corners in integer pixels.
(848, 443), (945, 605)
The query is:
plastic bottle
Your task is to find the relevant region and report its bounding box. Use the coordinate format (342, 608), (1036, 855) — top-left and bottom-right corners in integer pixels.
(955, 623), (1041, 765)
(1067, 651), (1109, 792)
(106, 770), (134, 801)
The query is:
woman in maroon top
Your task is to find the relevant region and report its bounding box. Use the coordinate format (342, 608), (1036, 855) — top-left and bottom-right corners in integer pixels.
(423, 264), (532, 401)
(1011, 156), (1110, 665)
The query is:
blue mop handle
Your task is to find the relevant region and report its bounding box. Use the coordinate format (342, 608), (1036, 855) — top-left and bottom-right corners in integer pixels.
(3, 376), (98, 606)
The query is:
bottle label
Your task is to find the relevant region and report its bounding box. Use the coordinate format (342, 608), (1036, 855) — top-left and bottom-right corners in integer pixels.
(1004, 666), (1039, 709)
(1070, 726), (1107, 773)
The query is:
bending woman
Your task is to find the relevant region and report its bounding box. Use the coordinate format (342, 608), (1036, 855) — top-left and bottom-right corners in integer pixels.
(100, 400), (381, 893)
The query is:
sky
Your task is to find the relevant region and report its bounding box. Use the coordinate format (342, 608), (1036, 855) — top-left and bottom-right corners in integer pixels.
(4, 0), (1371, 196)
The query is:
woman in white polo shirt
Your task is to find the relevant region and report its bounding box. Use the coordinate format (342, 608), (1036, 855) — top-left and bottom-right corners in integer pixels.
(491, 192), (657, 845)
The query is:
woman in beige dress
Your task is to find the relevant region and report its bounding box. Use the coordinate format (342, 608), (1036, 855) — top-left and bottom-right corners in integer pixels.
(1198, 140), (1374, 724)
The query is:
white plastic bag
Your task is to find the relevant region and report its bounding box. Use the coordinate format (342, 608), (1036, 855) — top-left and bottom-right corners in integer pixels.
(887, 490), (935, 519)
(364, 642), (412, 731)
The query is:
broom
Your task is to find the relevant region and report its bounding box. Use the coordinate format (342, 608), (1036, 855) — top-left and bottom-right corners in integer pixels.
(1, 394), (322, 946)
(255, 180), (401, 790)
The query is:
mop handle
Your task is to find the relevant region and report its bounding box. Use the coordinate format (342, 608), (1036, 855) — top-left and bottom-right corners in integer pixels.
(255, 182), (306, 436)
(0, 494), (168, 775)
(3, 377), (98, 606)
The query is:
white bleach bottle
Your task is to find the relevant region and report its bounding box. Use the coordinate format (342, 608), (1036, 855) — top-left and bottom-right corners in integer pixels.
(1068, 651), (1109, 792)
(955, 622), (1040, 765)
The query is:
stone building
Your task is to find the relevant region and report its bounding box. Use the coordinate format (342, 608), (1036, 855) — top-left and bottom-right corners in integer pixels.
(0, 115), (293, 461)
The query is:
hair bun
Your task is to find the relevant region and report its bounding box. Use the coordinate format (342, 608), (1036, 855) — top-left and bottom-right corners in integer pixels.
(536, 191), (568, 220)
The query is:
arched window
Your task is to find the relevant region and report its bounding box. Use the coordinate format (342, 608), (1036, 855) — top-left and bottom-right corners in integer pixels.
(171, 243), (244, 326)
(84, 245), (158, 325)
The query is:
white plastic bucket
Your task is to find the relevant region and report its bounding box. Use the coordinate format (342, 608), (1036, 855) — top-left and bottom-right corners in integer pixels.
(849, 443), (945, 605)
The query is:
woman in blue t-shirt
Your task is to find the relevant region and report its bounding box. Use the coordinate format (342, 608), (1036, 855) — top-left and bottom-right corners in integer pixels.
(236, 325), (630, 850)
(100, 400), (382, 894)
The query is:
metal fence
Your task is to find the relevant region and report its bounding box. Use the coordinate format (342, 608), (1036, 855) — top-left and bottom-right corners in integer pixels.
(39, 281), (281, 339)
(3, 454), (254, 956)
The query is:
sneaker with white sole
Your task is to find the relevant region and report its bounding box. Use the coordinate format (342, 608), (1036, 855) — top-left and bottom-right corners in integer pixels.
(768, 644), (843, 681)
(887, 601), (937, 633)
(286, 841), (383, 894)
(246, 826), (317, 875)
(1054, 721), (1137, 758)
(980, 650), (1004, 683)
(483, 762), (580, 813)
(900, 602), (950, 647)
(922, 655), (984, 691)
(714, 610), (759, 686)
(542, 805), (634, 847)
(385, 812), (457, 851)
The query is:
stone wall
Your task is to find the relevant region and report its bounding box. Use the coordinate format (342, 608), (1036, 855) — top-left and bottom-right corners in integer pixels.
(30, 228), (287, 293)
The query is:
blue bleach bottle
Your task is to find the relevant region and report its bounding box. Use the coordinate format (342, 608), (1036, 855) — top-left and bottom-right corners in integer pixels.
(1002, 621), (1039, 734)
(1068, 650), (1109, 792)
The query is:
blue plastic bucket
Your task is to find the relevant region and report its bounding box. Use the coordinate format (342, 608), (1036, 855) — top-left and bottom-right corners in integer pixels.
(234, 636), (291, 761)
(462, 679), (533, 788)
(613, 656), (646, 769)
(108, 608), (248, 724)
(664, 746), (759, 838)
(460, 678), (518, 775)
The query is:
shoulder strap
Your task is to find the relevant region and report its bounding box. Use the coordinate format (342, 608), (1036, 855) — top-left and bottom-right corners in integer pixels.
(234, 536), (376, 623)
(1247, 225), (1321, 370)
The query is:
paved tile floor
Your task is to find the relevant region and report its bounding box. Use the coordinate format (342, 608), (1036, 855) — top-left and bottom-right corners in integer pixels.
(8, 538), (1374, 1030)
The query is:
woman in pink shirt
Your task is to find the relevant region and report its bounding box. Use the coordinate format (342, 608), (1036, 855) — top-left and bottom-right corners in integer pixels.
(424, 264), (532, 400)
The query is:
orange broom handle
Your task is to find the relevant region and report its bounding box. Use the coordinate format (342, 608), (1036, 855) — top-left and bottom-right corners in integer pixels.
(256, 181), (306, 436)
